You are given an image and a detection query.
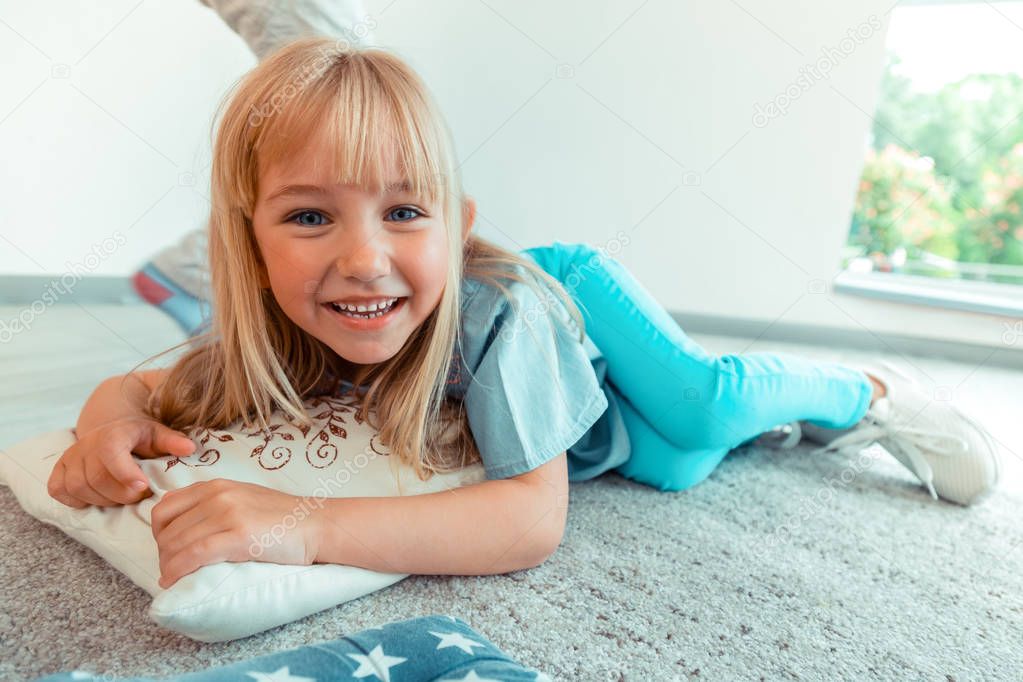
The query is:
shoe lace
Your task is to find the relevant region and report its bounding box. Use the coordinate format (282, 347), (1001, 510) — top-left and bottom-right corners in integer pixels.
(810, 412), (971, 501)
(753, 422), (803, 450)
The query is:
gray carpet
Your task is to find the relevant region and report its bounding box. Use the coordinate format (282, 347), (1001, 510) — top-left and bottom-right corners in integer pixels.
(3, 442), (1022, 680)
(2, 304), (1021, 680)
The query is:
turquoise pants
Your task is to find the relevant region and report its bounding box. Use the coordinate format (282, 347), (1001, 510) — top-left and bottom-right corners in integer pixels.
(522, 241), (874, 492)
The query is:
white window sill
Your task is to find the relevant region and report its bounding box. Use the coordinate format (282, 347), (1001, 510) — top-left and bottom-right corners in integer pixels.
(833, 270), (1023, 318)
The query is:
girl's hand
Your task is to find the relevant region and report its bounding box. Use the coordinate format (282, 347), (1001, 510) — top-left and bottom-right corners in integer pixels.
(151, 479), (321, 589)
(48, 417), (197, 508)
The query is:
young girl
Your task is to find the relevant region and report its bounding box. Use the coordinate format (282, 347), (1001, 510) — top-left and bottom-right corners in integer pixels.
(51, 38), (1000, 592)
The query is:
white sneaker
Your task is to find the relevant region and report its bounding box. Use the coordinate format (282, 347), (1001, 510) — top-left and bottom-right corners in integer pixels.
(796, 359), (1001, 506)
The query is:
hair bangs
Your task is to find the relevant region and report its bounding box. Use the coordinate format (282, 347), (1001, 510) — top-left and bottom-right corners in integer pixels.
(251, 49), (447, 209)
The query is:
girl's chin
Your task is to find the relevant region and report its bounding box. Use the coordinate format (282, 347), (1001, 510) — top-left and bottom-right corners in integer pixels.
(326, 341), (402, 367)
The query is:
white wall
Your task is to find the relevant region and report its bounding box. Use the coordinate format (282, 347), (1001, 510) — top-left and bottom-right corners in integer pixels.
(0, 0), (252, 283)
(0, 0), (1014, 350)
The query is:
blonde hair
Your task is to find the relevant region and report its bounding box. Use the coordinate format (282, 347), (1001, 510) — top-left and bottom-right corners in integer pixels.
(134, 37), (585, 483)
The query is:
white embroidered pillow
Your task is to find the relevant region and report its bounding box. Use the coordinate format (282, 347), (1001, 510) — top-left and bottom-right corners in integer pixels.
(0, 394), (485, 642)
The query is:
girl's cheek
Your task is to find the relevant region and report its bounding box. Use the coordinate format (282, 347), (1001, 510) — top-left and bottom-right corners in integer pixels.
(411, 230), (449, 272)
(275, 241), (329, 275)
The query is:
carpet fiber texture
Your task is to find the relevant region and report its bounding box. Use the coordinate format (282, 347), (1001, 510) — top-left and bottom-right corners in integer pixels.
(2, 441), (1020, 681)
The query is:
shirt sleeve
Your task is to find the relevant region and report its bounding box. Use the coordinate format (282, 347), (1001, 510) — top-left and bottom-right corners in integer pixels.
(462, 275), (609, 480)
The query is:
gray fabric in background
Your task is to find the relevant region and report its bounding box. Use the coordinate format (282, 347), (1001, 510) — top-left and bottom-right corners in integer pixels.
(3, 443), (1021, 681)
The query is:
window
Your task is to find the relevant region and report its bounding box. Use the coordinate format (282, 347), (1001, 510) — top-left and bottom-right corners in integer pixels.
(840, 0), (1023, 313)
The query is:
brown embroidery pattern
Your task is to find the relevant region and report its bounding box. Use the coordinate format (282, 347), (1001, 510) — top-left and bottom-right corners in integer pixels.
(331, 395), (389, 457)
(244, 423), (296, 470)
(305, 396), (358, 469)
(164, 429), (227, 471)
(165, 395), (387, 472)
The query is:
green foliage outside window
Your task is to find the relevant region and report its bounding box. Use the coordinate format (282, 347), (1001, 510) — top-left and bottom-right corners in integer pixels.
(848, 54), (1023, 284)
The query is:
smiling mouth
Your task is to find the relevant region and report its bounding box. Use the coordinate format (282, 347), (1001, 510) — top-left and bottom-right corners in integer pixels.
(325, 297), (404, 319)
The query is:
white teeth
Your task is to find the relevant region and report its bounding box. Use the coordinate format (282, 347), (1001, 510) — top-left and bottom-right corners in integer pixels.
(330, 297), (397, 312)
(328, 297), (399, 318)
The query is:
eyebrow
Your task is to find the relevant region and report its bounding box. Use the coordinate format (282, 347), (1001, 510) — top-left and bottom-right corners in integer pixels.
(264, 180), (413, 203)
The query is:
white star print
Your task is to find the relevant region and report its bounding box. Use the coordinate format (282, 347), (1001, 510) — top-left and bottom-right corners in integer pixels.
(438, 670), (501, 682)
(347, 644), (408, 682)
(244, 666), (317, 682)
(429, 630), (486, 655)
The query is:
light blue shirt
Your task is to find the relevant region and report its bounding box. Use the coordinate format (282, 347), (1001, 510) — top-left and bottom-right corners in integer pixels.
(339, 266), (631, 482)
(449, 268), (630, 482)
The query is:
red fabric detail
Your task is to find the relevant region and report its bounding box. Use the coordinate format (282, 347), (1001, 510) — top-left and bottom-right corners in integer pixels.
(131, 271), (173, 305)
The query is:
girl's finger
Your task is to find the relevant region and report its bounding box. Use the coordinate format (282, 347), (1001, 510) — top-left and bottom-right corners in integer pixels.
(159, 530), (237, 590)
(63, 456), (115, 507)
(151, 484), (205, 538)
(136, 422), (196, 458)
(47, 460), (89, 509)
(155, 503), (217, 556)
(97, 445), (150, 498)
(84, 451), (141, 505)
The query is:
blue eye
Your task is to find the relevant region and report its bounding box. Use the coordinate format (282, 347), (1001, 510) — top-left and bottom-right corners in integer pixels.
(288, 210), (327, 227)
(285, 206), (423, 228)
(388, 206), (423, 222)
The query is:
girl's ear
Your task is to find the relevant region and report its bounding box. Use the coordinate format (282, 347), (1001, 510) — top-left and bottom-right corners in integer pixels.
(461, 196), (477, 244)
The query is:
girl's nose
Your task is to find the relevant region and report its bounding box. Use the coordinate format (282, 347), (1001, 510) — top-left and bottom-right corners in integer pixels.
(336, 236), (391, 282)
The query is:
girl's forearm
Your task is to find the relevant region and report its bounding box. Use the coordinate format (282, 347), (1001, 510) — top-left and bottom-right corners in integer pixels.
(311, 479), (565, 575)
(76, 372), (155, 436)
